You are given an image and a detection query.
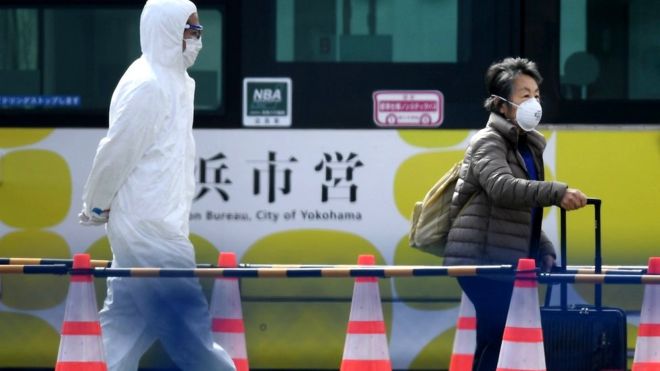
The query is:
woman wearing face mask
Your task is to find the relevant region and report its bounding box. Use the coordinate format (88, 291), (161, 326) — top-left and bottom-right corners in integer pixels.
(443, 57), (587, 371)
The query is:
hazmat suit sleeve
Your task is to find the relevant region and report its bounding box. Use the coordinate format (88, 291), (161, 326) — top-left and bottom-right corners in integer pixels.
(82, 80), (165, 219)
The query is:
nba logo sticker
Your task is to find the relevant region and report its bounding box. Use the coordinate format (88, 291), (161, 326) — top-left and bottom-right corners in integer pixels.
(243, 78), (292, 127)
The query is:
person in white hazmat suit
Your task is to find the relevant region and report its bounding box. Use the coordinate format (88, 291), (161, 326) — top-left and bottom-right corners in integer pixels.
(79, 0), (236, 370)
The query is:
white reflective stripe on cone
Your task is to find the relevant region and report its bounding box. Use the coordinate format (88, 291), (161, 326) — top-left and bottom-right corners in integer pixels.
(57, 335), (105, 362)
(65, 283), (100, 321)
(452, 329), (476, 354)
(459, 293), (476, 317)
(646, 308), (660, 324)
(349, 283), (383, 321)
(213, 333), (247, 359)
(211, 281), (242, 318)
(503, 289), (542, 328)
(497, 341), (546, 370)
(634, 337), (660, 362)
(342, 334), (389, 360)
(641, 285), (660, 323)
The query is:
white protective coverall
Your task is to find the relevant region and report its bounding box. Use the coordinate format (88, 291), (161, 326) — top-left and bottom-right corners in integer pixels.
(81, 0), (235, 370)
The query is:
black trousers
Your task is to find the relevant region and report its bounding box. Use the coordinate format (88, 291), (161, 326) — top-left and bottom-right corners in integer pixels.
(457, 276), (515, 371)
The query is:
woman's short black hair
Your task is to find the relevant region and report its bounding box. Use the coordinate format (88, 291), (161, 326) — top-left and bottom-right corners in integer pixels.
(483, 57), (543, 113)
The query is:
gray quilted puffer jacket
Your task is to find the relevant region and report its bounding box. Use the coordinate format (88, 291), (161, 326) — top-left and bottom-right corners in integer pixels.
(443, 113), (567, 266)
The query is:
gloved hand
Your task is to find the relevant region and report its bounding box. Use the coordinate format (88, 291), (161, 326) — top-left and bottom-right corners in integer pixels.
(79, 207), (110, 226)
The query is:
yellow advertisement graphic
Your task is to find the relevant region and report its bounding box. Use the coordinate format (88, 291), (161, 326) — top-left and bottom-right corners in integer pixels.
(0, 128), (658, 369)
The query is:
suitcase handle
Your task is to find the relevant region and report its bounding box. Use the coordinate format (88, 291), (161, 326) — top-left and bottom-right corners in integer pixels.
(554, 198), (602, 309)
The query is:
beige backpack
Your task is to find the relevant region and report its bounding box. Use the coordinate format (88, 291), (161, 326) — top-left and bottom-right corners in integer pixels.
(409, 161), (462, 257)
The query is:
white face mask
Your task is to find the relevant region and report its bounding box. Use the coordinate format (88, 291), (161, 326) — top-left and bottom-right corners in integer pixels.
(492, 95), (543, 131)
(182, 37), (202, 69)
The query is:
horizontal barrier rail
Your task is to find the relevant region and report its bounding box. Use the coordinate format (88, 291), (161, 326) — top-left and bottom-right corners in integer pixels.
(539, 273), (660, 284)
(0, 264), (70, 275)
(0, 257), (112, 268)
(0, 258), (648, 274)
(3, 264), (513, 277)
(93, 265), (515, 278)
(0, 264), (658, 284)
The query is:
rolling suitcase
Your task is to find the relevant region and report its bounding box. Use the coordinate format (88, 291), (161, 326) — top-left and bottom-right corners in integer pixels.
(540, 198), (628, 371)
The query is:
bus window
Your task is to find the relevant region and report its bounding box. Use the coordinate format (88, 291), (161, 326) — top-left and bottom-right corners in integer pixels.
(560, 0), (660, 100)
(0, 6), (223, 113)
(275, 0), (460, 63)
(243, 0), (519, 128)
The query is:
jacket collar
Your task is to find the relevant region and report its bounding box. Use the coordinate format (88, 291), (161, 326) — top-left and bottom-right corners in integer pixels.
(487, 112), (546, 152)
(488, 113), (519, 144)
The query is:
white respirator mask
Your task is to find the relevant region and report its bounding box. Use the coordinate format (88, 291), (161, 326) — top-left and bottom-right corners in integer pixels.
(182, 37), (203, 69)
(492, 94), (543, 131)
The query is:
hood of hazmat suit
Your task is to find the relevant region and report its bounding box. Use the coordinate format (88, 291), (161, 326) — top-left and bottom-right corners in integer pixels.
(82, 0), (198, 268)
(81, 2), (237, 370)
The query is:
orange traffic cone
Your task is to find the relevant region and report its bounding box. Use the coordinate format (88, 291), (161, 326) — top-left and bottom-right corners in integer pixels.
(55, 253), (107, 371)
(210, 252), (249, 371)
(496, 258), (546, 371)
(632, 257), (660, 371)
(340, 254), (392, 371)
(449, 292), (476, 371)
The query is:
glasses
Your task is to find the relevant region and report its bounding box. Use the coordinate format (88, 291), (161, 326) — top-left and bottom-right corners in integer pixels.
(184, 23), (203, 39)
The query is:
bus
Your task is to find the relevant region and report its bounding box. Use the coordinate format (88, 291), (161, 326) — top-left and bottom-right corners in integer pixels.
(1, 0), (658, 369)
